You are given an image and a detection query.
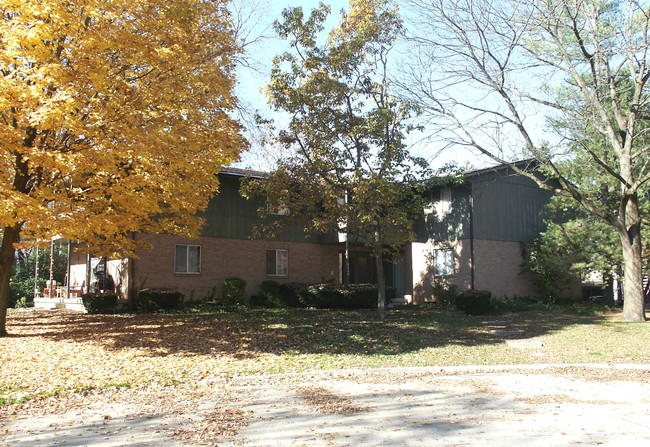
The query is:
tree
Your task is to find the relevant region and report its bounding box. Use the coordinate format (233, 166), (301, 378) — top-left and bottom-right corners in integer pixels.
(401, 0), (650, 321)
(0, 0), (247, 335)
(243, 0), (427, 320)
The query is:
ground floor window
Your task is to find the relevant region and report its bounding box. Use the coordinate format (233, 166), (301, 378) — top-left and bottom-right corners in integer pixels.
(175, 245), (201, 274)
(434, 249), (454, 276)
(266, 249), (288, 276)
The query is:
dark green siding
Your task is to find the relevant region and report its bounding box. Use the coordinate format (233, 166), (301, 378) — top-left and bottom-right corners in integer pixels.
(417, 170), (551, 243)
(419, 186), (471, 242)
(199, 174), (311, 242)
(471, 174), (551, 242)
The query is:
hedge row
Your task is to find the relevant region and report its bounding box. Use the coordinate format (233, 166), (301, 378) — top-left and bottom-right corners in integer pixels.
(137, 289), (183, 312)
(253, 282), (396, 309)
(454, 289), (494, 315)
(81, 293), (118, 314)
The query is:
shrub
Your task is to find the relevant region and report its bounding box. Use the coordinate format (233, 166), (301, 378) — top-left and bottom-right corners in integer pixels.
(82, 293), (118, 314)
(278, 283), (306, 307)
(455, 289), (494, 315)
(9, 277), (37, 308)
(249, 294), (267, 306)
(297, 283), (396, 309)
(222, 277), (246, 304)
(137, 289), (183, 313)
(492, 295), (538, 313)
(261, 280), (281, 299)
(256, 280), (283, 307)
(431, 282), (458, 309)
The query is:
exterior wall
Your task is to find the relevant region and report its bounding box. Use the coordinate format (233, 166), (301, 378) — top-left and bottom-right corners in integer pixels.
(473, 238), (537, 298)
(200, 173), (311, 243)
(408, 167), (557, 303)
(411, 239), (472, 304)
(132, 233), (340, 301)
(471, 173), (551, 242)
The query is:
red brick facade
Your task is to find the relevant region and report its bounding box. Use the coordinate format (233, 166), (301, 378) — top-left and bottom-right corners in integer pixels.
(409, 238), (580, 303)
(131, 234), (340, 301)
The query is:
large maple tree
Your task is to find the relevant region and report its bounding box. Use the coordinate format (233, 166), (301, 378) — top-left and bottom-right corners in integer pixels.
(0, 0), (247, 335)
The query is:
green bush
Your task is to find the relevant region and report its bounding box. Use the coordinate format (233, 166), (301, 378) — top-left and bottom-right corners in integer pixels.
(455, 289), (494, 315)
(261, 280), (281, 299)
(297, 283), (396, 309)
(137, 289), (183, 313)
(278, 283), (305, 307)
(249, 294), (267, 306)
(222, 277), (246, 304)
(258, 280), (284, 307)
(492, 295), (538, 313)
(9, 277), (38, 308)
(431, 282), (458, 309)
(82, 293), (118, 314)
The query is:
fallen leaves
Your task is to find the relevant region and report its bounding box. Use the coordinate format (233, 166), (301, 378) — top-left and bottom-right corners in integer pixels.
(297, 386), (369, 415)
(2, 306), (649, 418)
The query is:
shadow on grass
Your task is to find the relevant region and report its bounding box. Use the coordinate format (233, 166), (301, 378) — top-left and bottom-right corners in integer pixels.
(5, 306), (611, 359)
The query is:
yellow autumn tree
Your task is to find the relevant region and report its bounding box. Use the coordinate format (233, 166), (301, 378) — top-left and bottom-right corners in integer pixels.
(0, 0), (247, 335)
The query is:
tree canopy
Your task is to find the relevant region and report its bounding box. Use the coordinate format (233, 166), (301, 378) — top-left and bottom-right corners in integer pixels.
(0, 0), (247, 335)
(243, 0), (428, 320)
(402, 0), (650, 321)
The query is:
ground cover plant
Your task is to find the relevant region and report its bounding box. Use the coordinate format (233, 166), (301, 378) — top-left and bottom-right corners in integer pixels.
(1, 305), (648, 410)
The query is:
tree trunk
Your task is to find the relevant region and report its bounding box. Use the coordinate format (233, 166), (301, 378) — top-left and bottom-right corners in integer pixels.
(620, 223), (646, 322)
(374, 238), (386, 321)
(0, 224), (22, 336)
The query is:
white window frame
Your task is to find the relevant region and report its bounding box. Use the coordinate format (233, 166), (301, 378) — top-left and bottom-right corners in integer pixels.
(424, 188), (452, 217)
(266, 249), (288, 276)
(175, 244), (201, 274)
(434, 248), (455, 276)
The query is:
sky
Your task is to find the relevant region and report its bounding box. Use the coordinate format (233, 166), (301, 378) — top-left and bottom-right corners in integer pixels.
(231, 0), (495, 172)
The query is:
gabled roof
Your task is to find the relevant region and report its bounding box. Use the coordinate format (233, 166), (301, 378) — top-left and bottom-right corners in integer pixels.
(462, 159), (538, 179)
(219, 166), (268, 179)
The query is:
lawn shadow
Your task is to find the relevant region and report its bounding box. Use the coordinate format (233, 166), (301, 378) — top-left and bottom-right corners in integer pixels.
(5, 306), (611, 360)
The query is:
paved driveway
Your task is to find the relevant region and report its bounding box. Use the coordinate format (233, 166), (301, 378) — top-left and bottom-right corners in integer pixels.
(2, 365), (650, 446)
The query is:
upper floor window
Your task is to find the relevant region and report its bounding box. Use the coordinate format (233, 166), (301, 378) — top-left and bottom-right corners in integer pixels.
(266, 249), (288, 276)
(424, 187), (452, 219)
(436, 188), (452, 217)
(267, 198), (289, 215)
(175, 244), (201, 274)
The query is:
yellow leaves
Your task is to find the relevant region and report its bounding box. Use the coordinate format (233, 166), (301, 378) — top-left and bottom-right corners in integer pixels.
(0, 0), (247, 256)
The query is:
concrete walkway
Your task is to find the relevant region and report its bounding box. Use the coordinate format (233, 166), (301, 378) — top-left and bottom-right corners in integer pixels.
(2, 365), (650, 446)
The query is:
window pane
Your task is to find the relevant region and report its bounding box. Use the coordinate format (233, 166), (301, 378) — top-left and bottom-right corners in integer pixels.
(276, 250), (288, 276)
(443, 250), (454, 274)
(266, 250), (276, 275)
(434, 249), (454, 276)
(188, 246), (200, 273)
(175, 245), (188, 273)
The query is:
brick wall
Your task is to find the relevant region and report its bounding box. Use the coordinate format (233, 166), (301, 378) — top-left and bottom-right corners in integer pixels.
(473, 239), (536, 298)
(132, 234), (340, 301)
(409, 238), (581, 303)
(411, 239), (472, 304)
(473, 239), (581, 299)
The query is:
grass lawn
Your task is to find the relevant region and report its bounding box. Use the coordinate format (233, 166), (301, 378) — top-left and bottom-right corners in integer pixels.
(1, 305), (648, 405)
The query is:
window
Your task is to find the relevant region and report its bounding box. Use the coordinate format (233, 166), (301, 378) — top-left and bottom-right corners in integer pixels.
(267, 198), (289, 215)
(436, 188), (452, 217)
(424, 188), (452, 218)
(266, 249), (288, 276)
(434, 249), (454, 276)
(175, 245), (201, 274)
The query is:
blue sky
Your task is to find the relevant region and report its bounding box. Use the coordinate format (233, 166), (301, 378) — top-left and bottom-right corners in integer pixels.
(232, 0), (487, 171)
